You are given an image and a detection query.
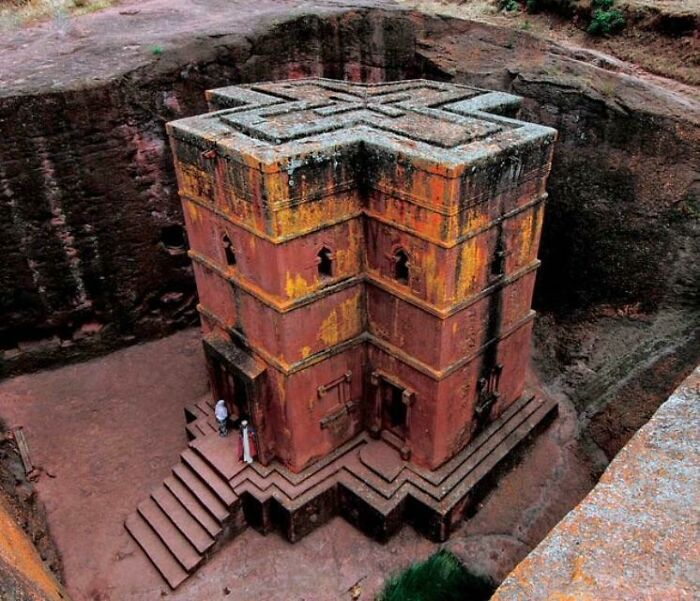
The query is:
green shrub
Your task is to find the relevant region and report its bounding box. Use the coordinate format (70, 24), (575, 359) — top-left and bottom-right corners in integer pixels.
(377, 549), (495, 601)
(588, 7), (626, 35)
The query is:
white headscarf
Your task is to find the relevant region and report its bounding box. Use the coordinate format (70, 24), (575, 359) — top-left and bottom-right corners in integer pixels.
(215, 399), (228, 421)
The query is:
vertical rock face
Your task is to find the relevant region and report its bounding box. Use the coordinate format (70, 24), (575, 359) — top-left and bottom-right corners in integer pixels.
(405, 13), (700, 313)
(0, 6), (697, 379)
(169, 78), (555, 471)
(0, 86), (197, 370)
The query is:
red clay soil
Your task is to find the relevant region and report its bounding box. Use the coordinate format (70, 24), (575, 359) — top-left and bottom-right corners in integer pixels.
(0, 328), (597, 601)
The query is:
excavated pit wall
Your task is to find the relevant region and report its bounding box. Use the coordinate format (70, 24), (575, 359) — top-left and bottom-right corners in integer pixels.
(0, 6), (698, 457)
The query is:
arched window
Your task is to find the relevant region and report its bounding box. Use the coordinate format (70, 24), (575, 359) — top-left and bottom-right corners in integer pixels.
(222, 234), (236, 267)
(317, 246), (333, 278)
(394, 249), (410, 284)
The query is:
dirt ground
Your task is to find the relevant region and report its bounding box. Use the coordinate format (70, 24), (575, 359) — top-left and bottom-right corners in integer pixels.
(0, 328), (598, 601)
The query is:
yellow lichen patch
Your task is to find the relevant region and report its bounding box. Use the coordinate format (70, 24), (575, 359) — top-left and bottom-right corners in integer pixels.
(318, 293), (361, 346)
(178, 163), (212, 200)
(570, 556), (597, 587)
(285, 272), (313, 299)
(185, 200), (202, 224)
(521, 205), (544, 266)
(456, 236), (486, 299)
(460, 205), (491, 237)
(278, 201), (322, 237)
(264, 171), (290, 205)
(301, 346), (312, 359)
(333, 219), (362, 276)
(422, 245), (444, 304)
(407, 170), (458, 212)
(0, 503), (68, 600)
(274, 192), (361, 239)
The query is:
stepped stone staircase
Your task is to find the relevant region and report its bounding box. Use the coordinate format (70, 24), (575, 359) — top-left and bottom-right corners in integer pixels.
(124, 398), (246, 588)
(125, 394), (557, 589)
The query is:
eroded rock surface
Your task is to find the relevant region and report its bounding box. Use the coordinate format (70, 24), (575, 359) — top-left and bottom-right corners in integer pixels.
(493, 365), (700, 600)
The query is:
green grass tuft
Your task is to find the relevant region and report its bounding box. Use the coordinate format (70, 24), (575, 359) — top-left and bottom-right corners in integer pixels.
(377, 549), (495, 601)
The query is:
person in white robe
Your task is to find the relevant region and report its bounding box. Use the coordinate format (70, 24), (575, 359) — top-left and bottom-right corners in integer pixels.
(215, 399), (229, 437)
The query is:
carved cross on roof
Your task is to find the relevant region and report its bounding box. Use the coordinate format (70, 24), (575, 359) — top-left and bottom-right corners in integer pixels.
(169, 79), (555, 178)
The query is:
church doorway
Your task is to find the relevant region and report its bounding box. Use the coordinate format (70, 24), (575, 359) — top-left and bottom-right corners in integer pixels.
(381, 380), (408, 439)
(210, 359), (250, 428)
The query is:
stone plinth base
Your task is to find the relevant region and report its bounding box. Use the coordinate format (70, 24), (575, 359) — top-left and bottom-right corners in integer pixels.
(127, 392), (556, 588)
(198, 393), (558, 543)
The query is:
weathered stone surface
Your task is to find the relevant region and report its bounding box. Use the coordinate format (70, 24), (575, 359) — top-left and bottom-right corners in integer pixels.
(169, 77), (555, 472)
(115, 77), (561, 588)
(0, 493), (70, 601)
(492, 365), (700, 601)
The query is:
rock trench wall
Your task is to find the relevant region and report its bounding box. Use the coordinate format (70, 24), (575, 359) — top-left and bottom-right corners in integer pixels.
(0, 9), (698, 379)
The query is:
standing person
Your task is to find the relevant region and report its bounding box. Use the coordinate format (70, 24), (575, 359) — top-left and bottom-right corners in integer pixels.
(240, 420), (254, 464)
(215, 399), (229, 437)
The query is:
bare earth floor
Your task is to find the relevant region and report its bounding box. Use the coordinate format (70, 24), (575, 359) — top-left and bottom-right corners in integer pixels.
(0, 329), (597, 601)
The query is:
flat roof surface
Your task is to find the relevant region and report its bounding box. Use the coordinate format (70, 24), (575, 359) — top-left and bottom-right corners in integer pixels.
(169, 78), (556, 176)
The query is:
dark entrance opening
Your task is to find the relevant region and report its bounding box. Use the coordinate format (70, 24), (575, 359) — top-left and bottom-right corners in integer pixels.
(394, 249), (410, 284)
(381, 381), (407, 438)
(317, 246), (333, 278)
(222, 234), (237, 267)
(211, 359), (249, 426)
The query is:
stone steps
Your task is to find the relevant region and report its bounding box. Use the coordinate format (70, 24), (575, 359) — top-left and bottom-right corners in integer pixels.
(184, 397), (218, 441)
(184, 397), (215, 423)
(181, 448), (238, 508)
(163, 475), (221, 538)
(172, 463), (229, 523)
(151, 486), (215, 554)
(186, 416), (217, 441)
(125, 433), (241, 590)
(137, 498), (202, 572)
(191, 435), (247, 481)
(125, 513), (189, 589)
(227, 395), (558, 539)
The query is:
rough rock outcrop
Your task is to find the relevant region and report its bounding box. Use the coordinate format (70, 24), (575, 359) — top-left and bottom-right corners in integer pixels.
(0, 493), (70, 601)
(492, 365), (700, 600)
